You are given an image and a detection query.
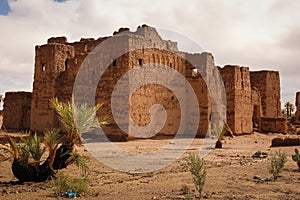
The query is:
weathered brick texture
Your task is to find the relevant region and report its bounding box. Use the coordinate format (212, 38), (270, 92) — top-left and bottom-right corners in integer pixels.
(3, 92), (32, 130)
(2, 25), (286, 138)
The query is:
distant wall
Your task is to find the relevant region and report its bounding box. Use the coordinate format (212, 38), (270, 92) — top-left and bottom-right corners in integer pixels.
(295, 92), (300, 124)
(3, 92), (32, 130)
(250, 71), (281, 118)
(261, 117), (287, 134)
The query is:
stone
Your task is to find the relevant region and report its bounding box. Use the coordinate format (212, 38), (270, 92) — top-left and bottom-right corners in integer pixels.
(271, 138), (284, 147)
(253, 175), (261, 180)
(263, 177), (272, 182)
(271, 137), (300, 147)
(252, 151), (268, 158)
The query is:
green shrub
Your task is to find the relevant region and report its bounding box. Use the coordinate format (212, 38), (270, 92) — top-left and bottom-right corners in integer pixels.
(268, 150), (287, 180)
(22, 133), (45, 161)
(180, 184), (190, 195)
(188, 153), (206, 198)
(292, 148), (300, 170)
(51, 172), (89, 196)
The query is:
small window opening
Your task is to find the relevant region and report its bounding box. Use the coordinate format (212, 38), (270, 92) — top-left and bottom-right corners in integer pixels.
(65, 59), (69, 70)
(41, 63), (46, 72)
(112, 59), (117, 66)
(138, 59), (143, 66)
(192, 68), (199, 77)
(171, 96), (174, 100)
(170, 63), (172, 68)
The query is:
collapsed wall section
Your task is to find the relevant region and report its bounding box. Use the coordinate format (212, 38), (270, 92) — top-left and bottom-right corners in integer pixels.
(3, 92), (32, 130)
(250, 71), (286, 133)
(261, 117), (287, 133)
(250, 71), (281, 118)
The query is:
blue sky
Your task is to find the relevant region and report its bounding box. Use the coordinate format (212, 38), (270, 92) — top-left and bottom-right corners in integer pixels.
(0, 0), (10, 15)
(0, 0), (66, 15)
(0, 0), (300, 107)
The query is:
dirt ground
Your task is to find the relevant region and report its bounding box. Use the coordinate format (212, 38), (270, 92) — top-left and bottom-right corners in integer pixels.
(1, 131), (300, 200)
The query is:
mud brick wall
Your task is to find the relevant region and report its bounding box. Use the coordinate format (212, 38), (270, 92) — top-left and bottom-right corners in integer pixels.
(251, 87), (262, 129)
(25, 25), (284, 140)
(3, 92), (32, 130)
(295, 92), (300, 123)
(30, 42), (75, 132)
(261, 117), (287, 134)
(219, 65), (253, 135)
(185, 52), (214, 137)
(250, 71), (281, 118)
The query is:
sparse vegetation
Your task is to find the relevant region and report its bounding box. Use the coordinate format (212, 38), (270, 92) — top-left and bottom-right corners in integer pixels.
(268, 150), (287, 180)
(212, 125), (226, 148)
(292, 148), (300, 170)
(51, 171), (89, 196)
(180, 184), (190, 195)
(188, 153), (206, 198)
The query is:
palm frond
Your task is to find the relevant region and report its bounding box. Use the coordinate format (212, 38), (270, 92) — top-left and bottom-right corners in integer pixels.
(3, 134), (19, 159)
(67, 151), (90, 175)
(44, 129), (61, 168)
(0, 153), (10, 162)
(50, 96), (108, 146)
(22, 133), (45, 161)
(0, 144), (14, 156)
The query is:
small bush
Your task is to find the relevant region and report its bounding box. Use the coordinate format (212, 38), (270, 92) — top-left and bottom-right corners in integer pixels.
(51, 172), (89, 196)
(188, 153), (206, 198)
(292, 148), (300, 170)
(268, 150), (287, 180)
(180, 184), (190, 195)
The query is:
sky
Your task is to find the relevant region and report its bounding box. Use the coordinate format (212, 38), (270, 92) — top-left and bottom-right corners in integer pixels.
(0, 0), (299, 108)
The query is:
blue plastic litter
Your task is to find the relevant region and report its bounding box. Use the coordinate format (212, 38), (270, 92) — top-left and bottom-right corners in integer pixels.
(63, 189), (76, 198)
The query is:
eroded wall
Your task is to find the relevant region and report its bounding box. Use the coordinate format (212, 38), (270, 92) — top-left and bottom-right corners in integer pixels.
(250, 71), (281, 118)
(219, 65), (253, 134)
(15, 25), (285, 138)
(3, 92), (32, 130)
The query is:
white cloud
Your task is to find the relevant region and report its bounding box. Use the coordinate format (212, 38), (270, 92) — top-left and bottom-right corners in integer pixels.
(0, 0), (299, 106)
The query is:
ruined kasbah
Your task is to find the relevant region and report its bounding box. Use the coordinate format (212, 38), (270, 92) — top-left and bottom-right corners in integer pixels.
(2, 25), (297, 141)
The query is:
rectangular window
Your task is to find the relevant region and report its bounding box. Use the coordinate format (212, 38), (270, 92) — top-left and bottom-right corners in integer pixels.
(113, 59), (117, 66)
(138, 59), (143, 66)
(41, 63), (46, 72)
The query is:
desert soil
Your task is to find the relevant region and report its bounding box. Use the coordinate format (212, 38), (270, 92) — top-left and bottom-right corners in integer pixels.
(1, 131), (300, 200)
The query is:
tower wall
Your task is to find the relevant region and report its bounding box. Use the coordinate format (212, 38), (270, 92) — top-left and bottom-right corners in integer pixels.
(30, 43), (75, 132)
(219, 65), (253, 134)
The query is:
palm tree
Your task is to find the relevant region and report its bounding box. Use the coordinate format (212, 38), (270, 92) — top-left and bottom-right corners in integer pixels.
(284, 102), (295, 118)
(49, 97), (108, 170)
(50, 97), (108, 147)
(0, 96), (108, 182)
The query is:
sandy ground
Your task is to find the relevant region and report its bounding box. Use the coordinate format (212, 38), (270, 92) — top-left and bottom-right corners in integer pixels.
(1, 132), (300, 200)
